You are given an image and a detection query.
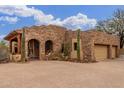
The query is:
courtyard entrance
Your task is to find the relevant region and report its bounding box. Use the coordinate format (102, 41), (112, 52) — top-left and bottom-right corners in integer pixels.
(28, 39), (40, 59)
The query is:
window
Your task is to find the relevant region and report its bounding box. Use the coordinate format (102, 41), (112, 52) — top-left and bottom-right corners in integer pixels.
(74, 42), (77, 51)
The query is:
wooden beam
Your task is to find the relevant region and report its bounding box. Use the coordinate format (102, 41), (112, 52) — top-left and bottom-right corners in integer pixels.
(9, 40), (12, 53)
(9, 35), (18, 41)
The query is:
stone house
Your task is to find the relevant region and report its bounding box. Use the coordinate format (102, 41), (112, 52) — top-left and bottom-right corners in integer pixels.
(4, 25), (120, 62)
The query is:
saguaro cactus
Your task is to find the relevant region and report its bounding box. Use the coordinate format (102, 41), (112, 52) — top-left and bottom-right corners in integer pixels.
(21, 28), (26, 62)
(77, 29), (80, 61)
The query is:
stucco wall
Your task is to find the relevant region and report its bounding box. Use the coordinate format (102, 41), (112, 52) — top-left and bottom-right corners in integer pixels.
(71, 38), (83, 60)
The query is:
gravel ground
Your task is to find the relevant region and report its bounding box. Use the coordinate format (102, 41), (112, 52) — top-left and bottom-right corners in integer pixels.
(0, 59), (124, 88)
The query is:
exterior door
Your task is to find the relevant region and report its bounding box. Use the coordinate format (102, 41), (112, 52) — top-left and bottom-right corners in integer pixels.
(28, 39), (39, 59)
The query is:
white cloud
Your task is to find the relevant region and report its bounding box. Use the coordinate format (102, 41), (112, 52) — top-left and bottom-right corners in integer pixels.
(0, 5), (54, 25)
(0, 6), (35, 17)
(0, 35), (6, 40)
(63, 13), (97, 30)
(0, 6), (97, 30)
(0, 16), (19, 24)
(50, 13), (97, 30)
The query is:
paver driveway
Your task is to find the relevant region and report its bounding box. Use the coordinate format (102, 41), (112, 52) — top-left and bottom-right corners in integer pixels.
(0, 58), (124, 88)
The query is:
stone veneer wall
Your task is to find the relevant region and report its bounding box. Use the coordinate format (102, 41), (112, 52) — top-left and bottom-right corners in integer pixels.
(91, 31), (120, 60)
(24, 25), (67, 60)
(92, 31), (119, 45)
(69, 31), (120, 62)
(11, 25), (120, 62)
(67, 31), (95, 62)
(81, 32), (95, 62)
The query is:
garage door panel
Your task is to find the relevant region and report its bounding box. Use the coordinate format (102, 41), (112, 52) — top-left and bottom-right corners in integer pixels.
(95, 45), (108, 61)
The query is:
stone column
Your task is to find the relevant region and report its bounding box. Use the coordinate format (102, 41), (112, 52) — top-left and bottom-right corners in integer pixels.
(116, 46), (120, 57)
(17, 34), (21, 54)
(83, 40), (95, 62)
(53, 42), (61, 53)
(40, 41), (45, 60)
(91, 40), (96, 62)
(109, 45), (112, 59)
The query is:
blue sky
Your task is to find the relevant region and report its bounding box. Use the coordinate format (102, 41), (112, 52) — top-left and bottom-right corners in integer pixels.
(33, 5), (124, 20)
(0, 5), (124, 40)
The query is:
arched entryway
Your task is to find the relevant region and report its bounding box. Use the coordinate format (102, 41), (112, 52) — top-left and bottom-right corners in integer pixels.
(28, 39), (40, 59)
(45, 40), (53, 54)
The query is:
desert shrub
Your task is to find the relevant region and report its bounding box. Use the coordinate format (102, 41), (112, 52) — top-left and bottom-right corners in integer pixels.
(47, 51), (68, 61)
(0, 40), (9, 63)
(45, 42), (71, 61)
(47, 52), (63, 60)
(0, 45), (9, 62)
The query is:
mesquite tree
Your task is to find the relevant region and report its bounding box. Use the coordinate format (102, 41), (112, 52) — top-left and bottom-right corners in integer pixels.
(21, 28), (26, 62)
(96, 9), (124, 48)
(77, 29), (80, 61)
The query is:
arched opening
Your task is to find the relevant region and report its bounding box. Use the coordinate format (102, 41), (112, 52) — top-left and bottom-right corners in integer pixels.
(28, 39), (40, 59)
(11, 38), (18, 54)
(45, 40), (53, 54)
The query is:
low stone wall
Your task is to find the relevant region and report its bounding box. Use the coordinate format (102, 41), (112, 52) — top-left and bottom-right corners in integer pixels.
(24, 25), (67, 60)
(10, 54), (21, 62)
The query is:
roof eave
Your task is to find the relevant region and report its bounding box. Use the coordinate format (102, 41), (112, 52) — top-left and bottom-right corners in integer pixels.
(4, 31), (18, 41)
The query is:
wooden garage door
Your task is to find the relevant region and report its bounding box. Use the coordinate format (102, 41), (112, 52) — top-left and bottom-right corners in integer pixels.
(112, 46), (117, 58)
(95, 45), (108, 60)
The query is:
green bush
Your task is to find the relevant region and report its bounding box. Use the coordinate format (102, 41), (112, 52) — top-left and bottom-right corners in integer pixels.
(0, 45), (9, 61)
